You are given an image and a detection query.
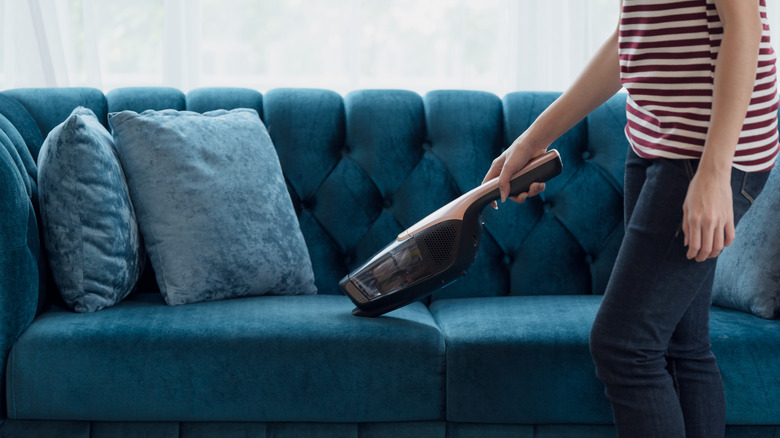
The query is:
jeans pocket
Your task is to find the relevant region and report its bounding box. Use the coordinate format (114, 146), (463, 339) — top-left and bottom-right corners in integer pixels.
(739, 171), (770, 205)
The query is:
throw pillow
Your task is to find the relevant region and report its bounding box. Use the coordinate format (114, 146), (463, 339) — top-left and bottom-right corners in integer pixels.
(108, 108), (317, 306)
(37, 107), (144, 312)
(712, 167), (780, 319)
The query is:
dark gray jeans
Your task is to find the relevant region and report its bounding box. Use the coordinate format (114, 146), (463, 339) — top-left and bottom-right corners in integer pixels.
(590, 147), (770, 438)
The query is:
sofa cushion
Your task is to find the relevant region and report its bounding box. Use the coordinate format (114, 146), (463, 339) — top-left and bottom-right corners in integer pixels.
(186, 87), (263, 114)
(431, 295), (780, 425)
(37, 107), (144, 312)
(106, 87), (186, 114)
(430, 295), (612, 424)
(712, 166), (780, 319)
(0, 113), (37, 198)
(709, 306), (780, 424)
(109, 108), (317, 305)
(0, 140), (42, 423)
(261, 88), (348, 294)
(6, 294), (445, 422)
(484, 93), (627, 299)
(0, 93), (46, 161)
(2, 88), (108, 142)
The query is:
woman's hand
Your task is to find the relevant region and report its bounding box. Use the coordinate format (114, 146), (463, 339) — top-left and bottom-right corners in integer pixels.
(682, 168), (735, 262)
(680, 0), (763, 262)
(481, 134), (548, 206)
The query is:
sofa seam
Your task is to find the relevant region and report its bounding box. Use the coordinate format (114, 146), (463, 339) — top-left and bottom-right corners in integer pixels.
(429, 307), (453, 422)
(7, 346), (16, 419)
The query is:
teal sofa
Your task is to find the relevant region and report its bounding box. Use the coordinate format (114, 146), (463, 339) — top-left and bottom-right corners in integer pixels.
(0, 87), (778, 438)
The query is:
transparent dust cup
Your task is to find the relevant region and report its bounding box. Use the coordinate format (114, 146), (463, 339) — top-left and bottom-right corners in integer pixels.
(350, 238), (432, 300)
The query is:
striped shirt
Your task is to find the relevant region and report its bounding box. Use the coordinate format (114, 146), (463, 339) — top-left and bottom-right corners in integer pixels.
(619, 0), (779, 172)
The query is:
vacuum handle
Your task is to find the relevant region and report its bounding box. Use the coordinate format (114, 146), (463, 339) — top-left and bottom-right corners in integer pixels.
(397, 150), (562, 242)
(471, 150), (563, 213)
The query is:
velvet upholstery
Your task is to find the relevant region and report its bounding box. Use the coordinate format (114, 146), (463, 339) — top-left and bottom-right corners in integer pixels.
(261, 88), (348, 294)
(712, 166), (780, 319)
(7, 294), (444, 423)
(186, 87), (263, 115)
(109, 108), (316, 305)
(430, 295), (613, 424)
(105, 87), (185, 114)
(0, 87), (778, 437)
(2, 88), (108, 139)
(0, 100), (47, 426)
(261, 89), (627, 298)
(0, 115), (37, 196)
(0, 102), (49, 317)
(0, 145), (40, 428)
(37, 107), (143, 312)
(496, 92), (627, 297)
(431, 296), (780, 426)
(710, 306), (780, 424)
(0, 94), (45, 161)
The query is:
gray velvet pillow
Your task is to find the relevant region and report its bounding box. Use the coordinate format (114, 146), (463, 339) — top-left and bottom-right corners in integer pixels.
(712, 167), (780, 319)
(37, 107), (144, 312)
(109, 108), (317, 306)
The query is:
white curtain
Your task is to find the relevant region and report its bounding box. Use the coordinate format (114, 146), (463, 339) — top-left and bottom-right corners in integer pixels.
(1, 0), (779, 95)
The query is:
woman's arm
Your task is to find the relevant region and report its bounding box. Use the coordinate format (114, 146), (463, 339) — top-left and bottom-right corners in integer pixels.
(483, 8), (623, 204)
(682, 0), (764, 262)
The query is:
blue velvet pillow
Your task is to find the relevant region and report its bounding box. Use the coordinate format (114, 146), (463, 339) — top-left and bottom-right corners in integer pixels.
(37, 107), (144, 312)
(712, 167), (780, 319)
(109, 108), (317, 306)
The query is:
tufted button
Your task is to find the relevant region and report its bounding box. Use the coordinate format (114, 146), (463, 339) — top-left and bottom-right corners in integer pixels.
(582, 150), (592, 160)
(503, 255), (513, 266)
(341, 146), (351, 157)
(585, 254), (594, 264)
(344, 255), (354, 268)
(422, 141), (432, 151)
(301, 199), (315, 211)
(383, 197), (393, 209)
(543, 202), (553, 212)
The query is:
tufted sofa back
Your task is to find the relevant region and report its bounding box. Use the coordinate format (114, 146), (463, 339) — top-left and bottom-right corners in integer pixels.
(0, 87), (629, 306)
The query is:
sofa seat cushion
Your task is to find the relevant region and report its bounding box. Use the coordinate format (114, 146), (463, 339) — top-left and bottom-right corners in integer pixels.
(709, 306), (780, 424)
(6, 294), (445, 423)
(430, 295), (612, 424)
(431, 295), (780, 425)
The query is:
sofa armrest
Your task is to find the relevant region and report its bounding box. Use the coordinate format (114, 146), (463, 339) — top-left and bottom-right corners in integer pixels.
(0, 145), (41, 423)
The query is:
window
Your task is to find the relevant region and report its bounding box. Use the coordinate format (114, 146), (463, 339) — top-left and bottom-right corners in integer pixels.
(2, 1), (778, 95)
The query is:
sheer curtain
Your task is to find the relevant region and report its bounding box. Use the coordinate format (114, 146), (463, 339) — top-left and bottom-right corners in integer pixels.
(1, 0), (779, 95)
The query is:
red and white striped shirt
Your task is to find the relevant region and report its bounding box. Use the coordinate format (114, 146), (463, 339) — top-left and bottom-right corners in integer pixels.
(619, 0), (779, 172)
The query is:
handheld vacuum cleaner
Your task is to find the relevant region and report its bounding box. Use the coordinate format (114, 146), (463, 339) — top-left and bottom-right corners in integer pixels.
(339, 149), (563, 317)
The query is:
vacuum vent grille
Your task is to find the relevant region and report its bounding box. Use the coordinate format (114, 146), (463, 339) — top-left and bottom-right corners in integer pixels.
(422, 223), (457, 266)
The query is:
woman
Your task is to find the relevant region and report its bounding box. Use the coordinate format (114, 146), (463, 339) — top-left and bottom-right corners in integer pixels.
(482, 1), (778, 437)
